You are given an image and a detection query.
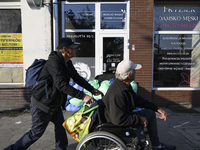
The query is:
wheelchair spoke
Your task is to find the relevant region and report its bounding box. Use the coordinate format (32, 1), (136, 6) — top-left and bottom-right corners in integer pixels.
(76, 131), (127, 150)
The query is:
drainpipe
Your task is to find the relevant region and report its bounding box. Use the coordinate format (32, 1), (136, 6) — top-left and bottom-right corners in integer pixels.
(53, 0), (58, 51)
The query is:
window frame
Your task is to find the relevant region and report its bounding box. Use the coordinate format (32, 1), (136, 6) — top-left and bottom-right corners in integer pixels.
(152, 2), (200, 91)
(0, 1), (23, 87)
(62, 1), (130, 77)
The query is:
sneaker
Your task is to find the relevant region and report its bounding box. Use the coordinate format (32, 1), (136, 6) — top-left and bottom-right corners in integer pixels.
(152, 143), (176, 150)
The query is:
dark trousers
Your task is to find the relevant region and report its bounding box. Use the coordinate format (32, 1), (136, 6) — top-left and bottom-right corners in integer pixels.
(5, 103), (68, 150)
(136, 109), (160, 146)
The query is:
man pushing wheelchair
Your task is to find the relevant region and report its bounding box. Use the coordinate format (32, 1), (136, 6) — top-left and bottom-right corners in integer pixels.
(102, 60), (176, 150)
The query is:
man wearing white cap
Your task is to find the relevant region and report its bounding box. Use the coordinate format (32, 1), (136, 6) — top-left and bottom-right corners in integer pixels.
(103, 60), (176, 150)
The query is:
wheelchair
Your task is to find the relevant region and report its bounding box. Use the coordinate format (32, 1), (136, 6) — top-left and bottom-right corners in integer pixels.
(76, 100), (150, 150)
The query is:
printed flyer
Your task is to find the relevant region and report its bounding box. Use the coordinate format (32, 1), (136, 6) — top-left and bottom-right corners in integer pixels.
(0, 33), (23, 68)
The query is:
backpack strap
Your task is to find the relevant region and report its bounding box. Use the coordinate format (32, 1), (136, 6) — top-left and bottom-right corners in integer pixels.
(32, 77), (51, 99)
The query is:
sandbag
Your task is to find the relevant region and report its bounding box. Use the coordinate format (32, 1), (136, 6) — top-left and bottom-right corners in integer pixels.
(69, 98), (84, 107)
(83, 79), (100, 98)
(88, 79), (99, 89)
(67, 82), (84, 101)
(83, 90), (93, 97)
(130, 81), (138, 93)
(66, 103), (83, 112)
(93, 80), (110, 100)
(73, 83), (84, 91)
(110, 78), (115, 84)
(130, 81), (144, 112)
(98, 80), (110, 95)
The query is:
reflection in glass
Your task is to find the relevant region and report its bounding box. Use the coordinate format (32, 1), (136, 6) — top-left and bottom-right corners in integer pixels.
(65, 32), (95, 80)
(153, 34), (200, 87)
(0, 10), (21, 33)
(103, 37), (124, 73)
(101, 4), (127, 29)
(154, 6), (200, 31)
(64, 4), (95, 29)
(65, 32), (95, 57)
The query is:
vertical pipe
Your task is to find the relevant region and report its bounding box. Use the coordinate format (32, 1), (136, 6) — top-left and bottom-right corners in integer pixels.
(53, 0), (58, 51)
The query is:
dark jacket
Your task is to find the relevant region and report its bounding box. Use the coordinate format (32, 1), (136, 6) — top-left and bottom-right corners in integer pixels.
(102, 79), (158, 127)
(31, 51), (94, 114)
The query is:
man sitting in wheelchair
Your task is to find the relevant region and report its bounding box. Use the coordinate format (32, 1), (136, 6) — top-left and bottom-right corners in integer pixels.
(102, 60), (176, 150)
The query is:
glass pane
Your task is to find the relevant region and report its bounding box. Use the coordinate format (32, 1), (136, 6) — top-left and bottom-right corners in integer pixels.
(65, 32), (95, 57)
(101, 4), (127, 29)
(65, 32), (95, 81)
(0, 9), (23, 83)
(153, 34), (200, 87)
(154, 6), (200, 31)
(103, 37), (124, 73)
(64, 4), (95, 29)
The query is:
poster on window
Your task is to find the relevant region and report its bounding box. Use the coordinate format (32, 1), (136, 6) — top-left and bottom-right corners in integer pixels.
(153, 34), (200, 87)
(0, 33), (23, 68)
(101, 4), (127, 29)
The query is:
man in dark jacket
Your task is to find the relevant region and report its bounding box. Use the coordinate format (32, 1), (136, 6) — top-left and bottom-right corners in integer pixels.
(103, 60), (176, 150)
(5, 38), (100, 150)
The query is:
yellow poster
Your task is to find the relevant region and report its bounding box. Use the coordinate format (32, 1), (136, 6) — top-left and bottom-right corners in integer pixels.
(0, 33), (23, 67)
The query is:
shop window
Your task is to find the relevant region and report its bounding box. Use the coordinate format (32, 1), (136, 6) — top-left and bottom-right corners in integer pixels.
(0, 9), (23, 83)
(65, 32), (95, 57)
(64, 4), (95, 29)
(64, 4), (95, 80)
(153, 4), (200, 88)
(101, 4), (127, 29)
(64, 31), (95, 80)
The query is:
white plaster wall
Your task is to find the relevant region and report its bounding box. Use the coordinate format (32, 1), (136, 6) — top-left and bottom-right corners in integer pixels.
(21, 0), (52, 84)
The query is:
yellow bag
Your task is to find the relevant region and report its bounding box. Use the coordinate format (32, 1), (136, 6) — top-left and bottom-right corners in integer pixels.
(62, 105), (98, 142)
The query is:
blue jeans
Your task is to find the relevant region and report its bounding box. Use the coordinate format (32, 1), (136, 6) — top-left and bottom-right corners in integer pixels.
(5, 103), (68, 150)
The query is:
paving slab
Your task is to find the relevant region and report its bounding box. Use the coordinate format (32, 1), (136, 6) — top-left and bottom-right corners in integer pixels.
(0, 108), (200, 150)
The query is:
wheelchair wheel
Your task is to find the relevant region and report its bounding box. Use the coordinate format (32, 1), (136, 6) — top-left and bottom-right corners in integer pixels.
(76, 131), (127, 150)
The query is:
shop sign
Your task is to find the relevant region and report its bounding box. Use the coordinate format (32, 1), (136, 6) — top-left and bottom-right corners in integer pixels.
(154, 6), (200, 31)
(27, 0), (42, 10)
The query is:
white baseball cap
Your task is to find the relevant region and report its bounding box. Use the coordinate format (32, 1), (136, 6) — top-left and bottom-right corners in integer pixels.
(116, 60), (142, 75)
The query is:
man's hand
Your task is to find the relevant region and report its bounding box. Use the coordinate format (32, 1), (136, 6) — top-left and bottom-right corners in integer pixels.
(157, 108), (167, 121)
(92, 89), (103, 96)
(140, 116), (148, 127)
(82, 95), (94, 104)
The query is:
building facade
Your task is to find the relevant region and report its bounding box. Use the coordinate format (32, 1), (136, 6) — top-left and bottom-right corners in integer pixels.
(0, 0), (200, 111)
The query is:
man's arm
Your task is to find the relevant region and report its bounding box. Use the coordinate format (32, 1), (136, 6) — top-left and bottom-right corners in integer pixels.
(133, 93), (158, 111)
(47, 60), (86, 100)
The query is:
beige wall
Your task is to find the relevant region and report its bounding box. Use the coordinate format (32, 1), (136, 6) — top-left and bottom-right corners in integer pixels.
(21, 0), (52, 84)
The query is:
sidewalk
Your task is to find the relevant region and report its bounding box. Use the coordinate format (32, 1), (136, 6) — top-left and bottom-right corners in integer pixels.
(0, 107), (200, 150)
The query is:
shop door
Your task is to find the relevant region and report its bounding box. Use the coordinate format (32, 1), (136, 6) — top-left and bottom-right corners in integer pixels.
(96, 33), (129, 76)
